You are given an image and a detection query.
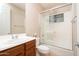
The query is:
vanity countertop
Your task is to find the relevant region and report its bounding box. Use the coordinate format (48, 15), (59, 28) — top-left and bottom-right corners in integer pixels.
(0, 36), (36, 51)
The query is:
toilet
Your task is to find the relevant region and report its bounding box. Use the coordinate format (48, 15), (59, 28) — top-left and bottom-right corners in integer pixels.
(36, 38), (50, 56)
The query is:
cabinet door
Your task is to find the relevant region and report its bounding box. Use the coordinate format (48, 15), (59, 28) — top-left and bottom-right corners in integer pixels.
(25, 40), (36, 56)
(0, 44), (24, 56)
(26, 47), (36, 56)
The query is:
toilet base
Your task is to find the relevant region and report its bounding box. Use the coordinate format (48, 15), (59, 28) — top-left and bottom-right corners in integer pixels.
(37, 50), (50, 56)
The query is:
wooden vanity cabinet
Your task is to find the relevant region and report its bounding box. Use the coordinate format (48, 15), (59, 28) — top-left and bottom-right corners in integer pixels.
(0, 44), (24, 56)
(0, 39), (36, 56)
(25, 40), (36, 56)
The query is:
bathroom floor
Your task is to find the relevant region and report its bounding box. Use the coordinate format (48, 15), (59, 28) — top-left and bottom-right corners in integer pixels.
(36, 51), (40, 56)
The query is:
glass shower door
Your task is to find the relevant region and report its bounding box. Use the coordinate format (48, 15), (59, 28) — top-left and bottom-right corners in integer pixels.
(40, 5), (73, 51)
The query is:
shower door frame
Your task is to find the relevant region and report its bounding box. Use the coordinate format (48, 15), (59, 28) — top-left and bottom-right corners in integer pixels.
(40, 3), (77, 56)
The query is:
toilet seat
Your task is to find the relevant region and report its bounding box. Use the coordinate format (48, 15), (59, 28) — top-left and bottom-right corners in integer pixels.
(37, 45), (50, 53)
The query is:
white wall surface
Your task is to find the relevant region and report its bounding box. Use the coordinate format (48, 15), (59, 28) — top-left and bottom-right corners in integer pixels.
(77, 4), (79, 43)
(76, 3), (79, 56)
(0, 4), (10, 35)
(25, 3), (44, 37)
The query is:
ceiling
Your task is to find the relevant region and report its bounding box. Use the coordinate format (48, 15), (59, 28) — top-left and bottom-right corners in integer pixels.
(40, 3), (66, 10)
(11, 3), (67, 11)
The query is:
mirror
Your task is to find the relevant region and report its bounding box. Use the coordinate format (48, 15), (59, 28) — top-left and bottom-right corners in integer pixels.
(0, 3), (25, 35)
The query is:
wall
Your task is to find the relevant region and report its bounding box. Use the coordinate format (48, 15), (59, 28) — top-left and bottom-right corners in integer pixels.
(0, 4), (10, 35)
(25, 3), (44, 37)
(76, 3), (79, 55)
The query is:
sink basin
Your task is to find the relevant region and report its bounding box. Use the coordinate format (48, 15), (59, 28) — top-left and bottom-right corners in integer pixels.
(0, 39), (25, 50)
(0, 36), (34, 45)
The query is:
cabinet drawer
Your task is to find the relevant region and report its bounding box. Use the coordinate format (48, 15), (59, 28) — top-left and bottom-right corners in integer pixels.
(26, 40), (36, 50)
(0, 44), (24, 56)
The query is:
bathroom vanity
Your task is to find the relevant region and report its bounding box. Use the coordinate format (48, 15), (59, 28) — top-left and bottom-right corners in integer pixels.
(0, 39), (36, 56)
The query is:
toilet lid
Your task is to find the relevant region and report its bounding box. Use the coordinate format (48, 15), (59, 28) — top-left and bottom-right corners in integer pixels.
(37, 45), (49, 51)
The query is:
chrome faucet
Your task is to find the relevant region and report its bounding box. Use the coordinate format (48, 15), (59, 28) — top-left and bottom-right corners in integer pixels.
(11, 34), (16, 39)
